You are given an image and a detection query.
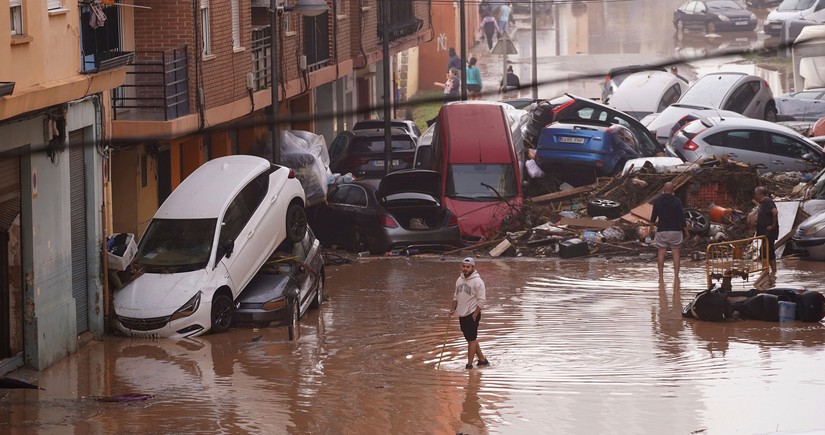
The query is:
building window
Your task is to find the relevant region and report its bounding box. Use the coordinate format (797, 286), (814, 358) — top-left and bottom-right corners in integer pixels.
(10, 0), (23, 36)
(200, 0), (211, 56)
(231, 0), (240, 49)
(283, 0), (291, 33)
(47, 0), (63, 10)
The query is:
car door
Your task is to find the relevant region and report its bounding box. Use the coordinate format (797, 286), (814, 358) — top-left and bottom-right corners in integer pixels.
(715, 129), (772, 170)
(766, 131), (821, 172)
(324, 184), (372, 246)
(216, 173), (269, 296)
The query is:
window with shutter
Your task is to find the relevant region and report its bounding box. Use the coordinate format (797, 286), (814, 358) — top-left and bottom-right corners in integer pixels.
(10, 0), (23, 35)
(231, 0), (240, 49)
(200, 0), (211, 55)
(47, 0), (63, 10)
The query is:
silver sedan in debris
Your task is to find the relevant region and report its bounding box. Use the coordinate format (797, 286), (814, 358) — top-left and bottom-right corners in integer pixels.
(666, 116), (824, 173)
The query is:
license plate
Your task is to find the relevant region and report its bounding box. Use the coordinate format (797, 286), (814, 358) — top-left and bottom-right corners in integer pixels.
(735, 21), (747, 25)
(374, 159), (400, 167)
(559, 136), (585, 144)
(771, 24), (782, 29)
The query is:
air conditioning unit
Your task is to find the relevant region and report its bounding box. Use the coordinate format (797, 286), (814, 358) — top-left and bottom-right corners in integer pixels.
(299, 55), (307, 71)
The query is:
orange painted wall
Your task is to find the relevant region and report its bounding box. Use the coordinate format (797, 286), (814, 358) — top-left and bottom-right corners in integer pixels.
(419, 3), (478, 92)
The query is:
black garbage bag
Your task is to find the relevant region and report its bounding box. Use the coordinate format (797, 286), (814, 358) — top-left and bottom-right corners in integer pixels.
(522, 100), (554, 148)
(682, 286), (727, 321)
(731, 293), (780, 322)
(795, 290), (825, 322)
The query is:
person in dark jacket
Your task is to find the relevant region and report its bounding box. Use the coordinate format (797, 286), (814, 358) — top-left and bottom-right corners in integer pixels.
(650, 182), (689, 288)
(755, 186), (779, 280)
(446, 47), (461, 73)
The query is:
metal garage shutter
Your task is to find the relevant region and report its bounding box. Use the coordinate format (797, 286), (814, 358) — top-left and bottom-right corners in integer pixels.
(69, 132), (88, 333)
(0, 156), (20, 232)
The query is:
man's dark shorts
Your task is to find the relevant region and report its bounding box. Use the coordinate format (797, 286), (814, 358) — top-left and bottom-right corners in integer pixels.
(459, 312), (481, 342)
(766, 237), (776, 260)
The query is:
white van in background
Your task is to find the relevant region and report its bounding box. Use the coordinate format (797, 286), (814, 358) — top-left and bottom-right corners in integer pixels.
(765, 0), (825, 36)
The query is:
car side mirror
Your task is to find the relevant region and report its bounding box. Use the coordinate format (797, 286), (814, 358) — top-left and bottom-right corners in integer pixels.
(222, 240), (234, 259)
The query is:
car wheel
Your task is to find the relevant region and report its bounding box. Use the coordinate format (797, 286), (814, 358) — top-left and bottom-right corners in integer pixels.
(286, 203), (308, 244)
(684, 209), (710, 235)
(706, 21), (716, 34)
(310, 270), (325, 309)
(587, 198), (622, 219)
(676, 19), (684, 32)
(350, 228), (368, 253)
(764, 102), (778, 122)
(210, 293), (233, 334)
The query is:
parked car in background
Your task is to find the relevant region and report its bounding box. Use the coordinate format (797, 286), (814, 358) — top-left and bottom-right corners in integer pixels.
(673, 0), (758, 33)
(666, 116), (824, 172)
(308, 170), (461, 255)
(431, 101), (525, 241)
(535, 119), (657, 186)
(113, 156), (308, 339)
(352, 119), (421, 139)
(328, 128), (416, 178)
(645, 72), (777, 142)
(791, 209), (825, 260)
(776, 87), (825, 121)
(746, 0), (783, 7)
(601, 65), (667, 103)
(764, 0), (825, 37)
(233, 227), (324, 328)
(608, 70), (688, 120)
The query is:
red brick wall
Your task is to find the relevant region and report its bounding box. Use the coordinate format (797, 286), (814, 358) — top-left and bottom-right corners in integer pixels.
(135, 0), (253, 112)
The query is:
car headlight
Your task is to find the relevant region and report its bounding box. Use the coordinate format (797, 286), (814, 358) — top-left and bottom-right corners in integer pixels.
(170, 291), (201, 321)
(717, 14), (730, 21)
(262, 298), (287, 311)
(749, 13), (756, 20)
(805, 221), (825, 237)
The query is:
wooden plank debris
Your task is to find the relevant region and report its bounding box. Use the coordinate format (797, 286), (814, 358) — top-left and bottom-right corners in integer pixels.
(557, 216), (614, 230)
(489, 239), (512, 257)
(529, 184), (595, 203)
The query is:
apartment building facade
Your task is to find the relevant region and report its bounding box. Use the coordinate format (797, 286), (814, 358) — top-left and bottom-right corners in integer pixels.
(1, 0), (431, 373)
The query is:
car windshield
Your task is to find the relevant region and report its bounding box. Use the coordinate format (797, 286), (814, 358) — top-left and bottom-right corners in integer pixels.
(778, 0), (816, 11)
(446, 164), (518, 200)
(679, 75), (743, 108)
(351, 137), (415, 154)
(135, 218), (217, 272)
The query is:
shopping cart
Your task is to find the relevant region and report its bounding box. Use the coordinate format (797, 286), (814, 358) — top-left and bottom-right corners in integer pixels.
(705, 236), (770, 289)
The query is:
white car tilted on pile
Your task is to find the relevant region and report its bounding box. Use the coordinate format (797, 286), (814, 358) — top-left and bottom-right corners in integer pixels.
(113, 155), (307, 338)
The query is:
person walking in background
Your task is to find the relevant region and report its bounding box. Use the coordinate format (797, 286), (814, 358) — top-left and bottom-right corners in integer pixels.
(497, 2), (512, 37)
(499, 65), (520, 99)
(434, 68), (460, 102)
(449, 257), (489, 369)
(446, 47), (461, 73)
(465, 57), (482, 100)
(755, 186), (779, 281)
(479, 11), (500, 52)
(650, 182), (689, 289)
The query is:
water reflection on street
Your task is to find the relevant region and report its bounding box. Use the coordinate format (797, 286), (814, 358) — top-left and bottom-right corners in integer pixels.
(3, 256), (825, 434)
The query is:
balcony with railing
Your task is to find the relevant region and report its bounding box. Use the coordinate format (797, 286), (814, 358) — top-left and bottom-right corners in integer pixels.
(112, 46), (190, 121)
(251, 26), (273, 92)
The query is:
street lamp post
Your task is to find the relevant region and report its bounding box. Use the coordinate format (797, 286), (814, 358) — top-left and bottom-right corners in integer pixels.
(269, 0), (330, 165)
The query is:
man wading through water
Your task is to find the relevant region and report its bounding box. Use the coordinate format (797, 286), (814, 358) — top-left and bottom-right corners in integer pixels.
(449, 257), (489, 369)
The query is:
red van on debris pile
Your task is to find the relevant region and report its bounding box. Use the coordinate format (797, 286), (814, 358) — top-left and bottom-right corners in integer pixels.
(428, 101), (524, 241)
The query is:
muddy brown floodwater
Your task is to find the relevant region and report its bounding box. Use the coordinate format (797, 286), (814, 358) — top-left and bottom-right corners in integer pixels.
(3, 256), (825, 434)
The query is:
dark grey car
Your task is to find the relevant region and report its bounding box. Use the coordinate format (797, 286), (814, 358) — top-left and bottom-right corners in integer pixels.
(232, 227), (324, 328)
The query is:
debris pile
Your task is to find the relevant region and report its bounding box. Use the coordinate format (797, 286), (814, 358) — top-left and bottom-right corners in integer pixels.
(458, 157), (817, 259)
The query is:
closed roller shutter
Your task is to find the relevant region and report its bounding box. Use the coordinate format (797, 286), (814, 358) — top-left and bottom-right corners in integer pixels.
(69, 131), (88, 333)
(0, 156), (21, 232)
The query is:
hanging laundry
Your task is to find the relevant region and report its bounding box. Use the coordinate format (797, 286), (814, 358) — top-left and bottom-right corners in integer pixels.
(89, 3), (107, 29)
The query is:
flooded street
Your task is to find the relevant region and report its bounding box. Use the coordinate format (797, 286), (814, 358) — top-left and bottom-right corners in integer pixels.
(3, 256), (825, 434)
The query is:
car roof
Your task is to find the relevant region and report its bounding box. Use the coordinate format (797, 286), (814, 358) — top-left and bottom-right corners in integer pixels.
(155, 155), (270, 219)
(439, 102), (513, 163)
(353, 119), (414, 130)
(610, 71), (683, 110)
(548, 119), (614, 131)
(351, 127), (412, 138)
(606, 64), (666, 78)
(698, 116), (816, 138)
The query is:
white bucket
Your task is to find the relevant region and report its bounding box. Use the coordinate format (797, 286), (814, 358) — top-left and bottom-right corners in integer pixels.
(778, 301), (796, 322)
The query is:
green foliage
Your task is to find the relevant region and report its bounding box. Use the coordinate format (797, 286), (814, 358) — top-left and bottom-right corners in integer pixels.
(408, 90), (444, 133)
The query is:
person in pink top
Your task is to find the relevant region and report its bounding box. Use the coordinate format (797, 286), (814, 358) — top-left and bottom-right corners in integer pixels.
(479, 11), (500, 52)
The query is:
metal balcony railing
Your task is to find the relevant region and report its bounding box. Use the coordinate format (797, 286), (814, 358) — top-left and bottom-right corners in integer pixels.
(251, 26), (273, 92)
(112, 46), (190, 121)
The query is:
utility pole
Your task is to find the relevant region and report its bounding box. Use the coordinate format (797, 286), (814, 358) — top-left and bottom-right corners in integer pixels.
(459, 0), (467, 100)
(531, 0), (538, 99)
(269, 0), (280, 164)
(382, 0), (392, 176)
